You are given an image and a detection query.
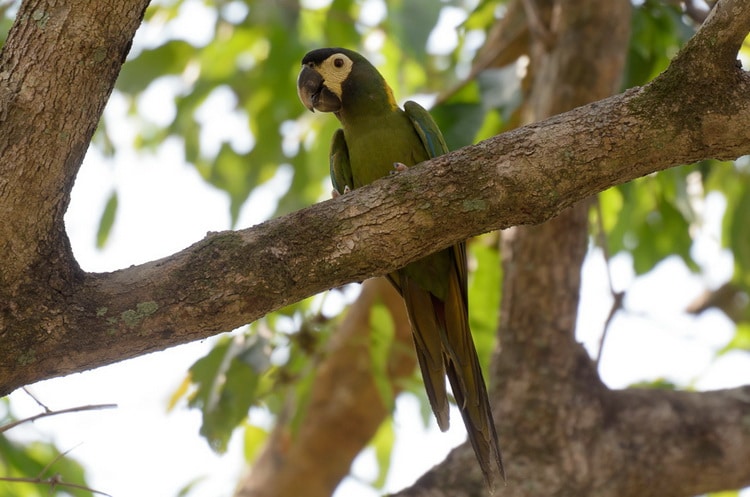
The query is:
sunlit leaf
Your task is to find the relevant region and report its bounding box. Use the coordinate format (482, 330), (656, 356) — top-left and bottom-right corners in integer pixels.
(707, 491), (740, 497)
(468, 238), (501, 375)
(628, 378), (679, 390)
(325, 0), (358, 47)
(242, 423), (269, 463)
(370, 302), (396, 413)
(0, 436), (94, 497)
(118, 40), (196, 95)
(718, 323), (750, 355)
(95, 191), (118, 249)
(728, 186), (750, 286)
(369, 416), (395, 489)
(188, 335), (272, 453)
(167, 374), (192, 412)
(624, 1), (694, 88)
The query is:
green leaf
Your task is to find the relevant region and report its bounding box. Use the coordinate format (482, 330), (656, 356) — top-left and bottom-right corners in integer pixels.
(242, 423), (269, 463)
(628, 378), (679, 390)
(603, 170), (698, 276)
(369, 416), (395, 489)
(468, 238), (501, 376)
(117, 40), (196, 95)
(325, 0), (358, 47)
(387, 0), (440, 60)
(632, 193), (695, 274)
(95, 190), (118, 249)
(0, 435), (93, 497)
(188, 335), (272, 453)
(718, 323), (750, 355)
(707, 491), (740, 497)
(430, 101), (485, 151)
(625, 1), (694, 88)
(369, 302), (396, 413)
(174, 476), (207, 497)
(728, 186), (750, 286)
(463, 0), (498, 31)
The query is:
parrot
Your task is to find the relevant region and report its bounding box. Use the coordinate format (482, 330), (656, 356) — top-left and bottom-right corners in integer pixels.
(297, 47), (505, 489)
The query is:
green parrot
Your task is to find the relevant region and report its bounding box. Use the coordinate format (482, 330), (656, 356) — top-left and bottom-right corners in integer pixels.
(297, 48), (504, 489)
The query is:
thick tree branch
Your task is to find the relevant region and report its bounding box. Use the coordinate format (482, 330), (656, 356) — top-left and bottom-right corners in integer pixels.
(1, 0), (750, 397)
(0, 0), (147, 282)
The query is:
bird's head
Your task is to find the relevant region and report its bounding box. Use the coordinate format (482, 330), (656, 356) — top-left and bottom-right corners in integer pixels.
(297, 48), (396, 116)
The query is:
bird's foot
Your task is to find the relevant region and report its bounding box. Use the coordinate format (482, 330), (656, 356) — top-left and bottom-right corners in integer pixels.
(390, 162), (408, 175)
(331, 185), (351, 198)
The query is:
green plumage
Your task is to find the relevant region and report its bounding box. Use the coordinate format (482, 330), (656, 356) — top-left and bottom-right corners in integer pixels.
(298, 47), (505, 489)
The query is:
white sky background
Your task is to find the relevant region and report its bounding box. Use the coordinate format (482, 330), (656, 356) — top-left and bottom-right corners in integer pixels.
(5, 1), (750, 497)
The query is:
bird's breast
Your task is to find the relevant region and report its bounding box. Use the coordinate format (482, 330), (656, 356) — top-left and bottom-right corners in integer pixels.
(343, 112), (429, 188)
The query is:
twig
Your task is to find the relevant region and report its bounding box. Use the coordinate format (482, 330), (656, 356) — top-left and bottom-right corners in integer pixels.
(593, 197), (626, 370)
(0, 474), (114, 496)
(0, 403), (117, 434)
(0, 403), (117, 496)
(521, 0), (555, 49)
(22, 387), (51, 412)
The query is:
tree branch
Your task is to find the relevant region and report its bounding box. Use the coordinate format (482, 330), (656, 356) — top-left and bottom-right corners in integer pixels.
(0, 403), (116, 434)
(1, 0), (749, 395)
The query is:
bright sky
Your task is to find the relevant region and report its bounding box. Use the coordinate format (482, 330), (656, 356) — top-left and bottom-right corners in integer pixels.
(5, 1), (750, 497)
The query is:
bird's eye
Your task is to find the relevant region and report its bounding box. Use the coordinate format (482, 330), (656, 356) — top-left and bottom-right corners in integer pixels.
(333, 57), (344, 68)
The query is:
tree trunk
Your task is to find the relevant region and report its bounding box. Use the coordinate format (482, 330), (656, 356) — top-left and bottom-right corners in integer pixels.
(0, 0), (148, 391)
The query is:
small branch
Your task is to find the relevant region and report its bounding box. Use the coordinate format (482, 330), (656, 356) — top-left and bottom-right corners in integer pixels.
(0, 474), (113, 497)
(0, 403), (117, 434)
(521, 0), (554, 49)
(593, 197), (627, 369)
(0, 444), (114, 496)
(22, 387), (51, 412)
(594, 289), (625, 369)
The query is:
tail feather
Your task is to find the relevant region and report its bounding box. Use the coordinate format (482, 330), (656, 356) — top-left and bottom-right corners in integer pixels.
(400, 276), (450, 431)
(395, 243), (505, 490)
(439, 266), (505, 489)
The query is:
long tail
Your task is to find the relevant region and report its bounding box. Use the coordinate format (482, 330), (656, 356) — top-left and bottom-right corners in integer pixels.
(398, 244), (505, 490)
(437, 272), (505, 490)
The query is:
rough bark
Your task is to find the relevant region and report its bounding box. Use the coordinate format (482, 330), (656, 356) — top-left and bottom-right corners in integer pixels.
(2, 0), (750, 394)
(0, 5), (748, 497)
(0, 0), (149, 390)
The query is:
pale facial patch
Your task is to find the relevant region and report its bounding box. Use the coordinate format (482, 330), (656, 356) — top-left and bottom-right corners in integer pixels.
(315, 53), (353, 99)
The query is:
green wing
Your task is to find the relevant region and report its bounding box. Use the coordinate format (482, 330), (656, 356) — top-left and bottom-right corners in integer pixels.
(404, 100), (449, 159)
(329, 128), (354, 195)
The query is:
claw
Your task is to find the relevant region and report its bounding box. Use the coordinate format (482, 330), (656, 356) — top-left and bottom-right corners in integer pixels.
(332, 185), (351, 198)
(390, 162), (408, 176)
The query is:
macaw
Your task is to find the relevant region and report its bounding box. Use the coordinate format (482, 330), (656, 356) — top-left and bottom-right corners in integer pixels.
(297, 47), (504, 489)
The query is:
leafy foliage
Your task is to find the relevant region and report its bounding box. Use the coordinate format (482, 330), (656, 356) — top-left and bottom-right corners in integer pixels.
(186, 333), (272, 453)
(0, 400), (95, 497)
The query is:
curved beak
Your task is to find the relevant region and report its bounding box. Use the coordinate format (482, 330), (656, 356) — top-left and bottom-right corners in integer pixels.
(297, 65), (342, 113)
